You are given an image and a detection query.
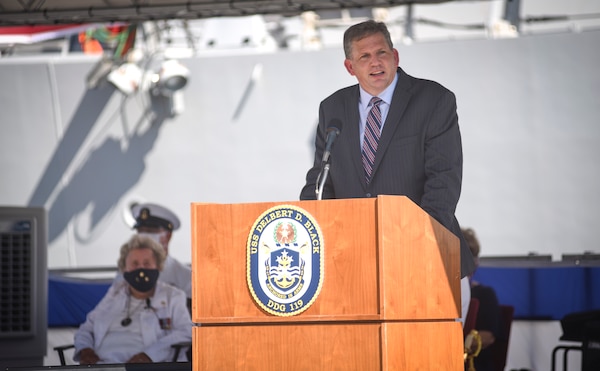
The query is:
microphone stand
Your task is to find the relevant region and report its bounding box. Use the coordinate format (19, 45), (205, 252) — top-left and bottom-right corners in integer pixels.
(315, 163), (330, 201)
(314, 125), (340, 200)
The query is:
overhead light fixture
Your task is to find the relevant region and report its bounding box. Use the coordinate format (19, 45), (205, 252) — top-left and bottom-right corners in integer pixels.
(104, 56), (190, 116)
(147, 59), (190, 117)
(106, 62), (142, 95)
(150, 59), (190, 96)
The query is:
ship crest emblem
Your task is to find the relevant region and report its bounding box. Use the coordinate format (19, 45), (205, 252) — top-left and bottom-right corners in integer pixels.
(247, 205), (324, 316)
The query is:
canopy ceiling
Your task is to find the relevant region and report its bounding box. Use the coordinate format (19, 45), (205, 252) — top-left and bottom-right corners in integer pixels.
(0, 0), (452, 26)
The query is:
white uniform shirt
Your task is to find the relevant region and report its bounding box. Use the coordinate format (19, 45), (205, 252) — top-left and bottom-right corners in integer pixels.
(74, 281), (192, 363)
(159, 255), (192, 299)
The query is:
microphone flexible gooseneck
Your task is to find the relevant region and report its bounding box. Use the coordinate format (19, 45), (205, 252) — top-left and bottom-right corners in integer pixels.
(315, 122), (342, 200)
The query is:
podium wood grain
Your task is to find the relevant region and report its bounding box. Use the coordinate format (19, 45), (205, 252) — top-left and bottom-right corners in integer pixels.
(191, 195), (462, 370)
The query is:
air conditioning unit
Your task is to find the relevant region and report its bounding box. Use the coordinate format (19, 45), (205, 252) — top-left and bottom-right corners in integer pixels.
(0, 207), (47, 368)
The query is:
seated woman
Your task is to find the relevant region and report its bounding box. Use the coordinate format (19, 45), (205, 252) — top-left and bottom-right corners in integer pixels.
(73, 234), (192, 364)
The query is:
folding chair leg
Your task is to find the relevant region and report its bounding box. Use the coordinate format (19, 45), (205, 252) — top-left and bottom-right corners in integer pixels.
(551, 345), (582, 371)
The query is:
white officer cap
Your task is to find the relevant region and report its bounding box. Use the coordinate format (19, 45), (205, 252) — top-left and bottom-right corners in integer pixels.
(131, 203), (181, 231)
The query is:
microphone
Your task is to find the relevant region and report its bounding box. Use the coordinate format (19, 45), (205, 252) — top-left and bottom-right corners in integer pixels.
(316, 120), (342, 200)
(321, 124), (341, 165)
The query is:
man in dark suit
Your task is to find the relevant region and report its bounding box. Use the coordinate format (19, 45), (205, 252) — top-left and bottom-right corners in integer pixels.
(300, 20), (475, 322)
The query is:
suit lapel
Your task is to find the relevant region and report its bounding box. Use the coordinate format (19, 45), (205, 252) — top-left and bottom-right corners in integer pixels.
(371, 68), (411, 179)
(344, 86), (367, 188)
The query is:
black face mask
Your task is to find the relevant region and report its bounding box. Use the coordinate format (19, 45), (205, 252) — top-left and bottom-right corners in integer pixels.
(123, 268), (159, 292)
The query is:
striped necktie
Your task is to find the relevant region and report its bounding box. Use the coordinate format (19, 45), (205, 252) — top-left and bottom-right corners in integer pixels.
(362, 97), (383, 184)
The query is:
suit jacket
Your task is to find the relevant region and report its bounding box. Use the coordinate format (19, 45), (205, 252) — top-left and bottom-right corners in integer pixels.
(300, 67), (475, 278)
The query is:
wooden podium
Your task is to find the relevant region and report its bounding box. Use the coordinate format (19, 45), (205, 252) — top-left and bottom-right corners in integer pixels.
(191, 195), (463, 370)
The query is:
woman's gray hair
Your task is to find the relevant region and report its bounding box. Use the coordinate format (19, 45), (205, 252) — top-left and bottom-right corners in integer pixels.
(117, 234), (166, 271)
(343, 20), (394, 59)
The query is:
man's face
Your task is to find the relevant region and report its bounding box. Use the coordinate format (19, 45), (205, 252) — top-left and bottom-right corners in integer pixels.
(136, 226), (170, 254)
(343, 32), (399, 97)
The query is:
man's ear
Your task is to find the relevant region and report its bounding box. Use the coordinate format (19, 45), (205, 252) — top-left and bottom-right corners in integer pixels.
(344, 59), (355, 76)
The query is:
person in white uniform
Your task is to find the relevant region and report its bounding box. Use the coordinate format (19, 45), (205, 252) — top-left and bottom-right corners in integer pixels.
(113, 203), (192, 302)
(74, 234), (192, 364)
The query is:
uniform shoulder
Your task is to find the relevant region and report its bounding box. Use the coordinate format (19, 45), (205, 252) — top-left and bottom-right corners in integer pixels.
(156, 280), (187, 297)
